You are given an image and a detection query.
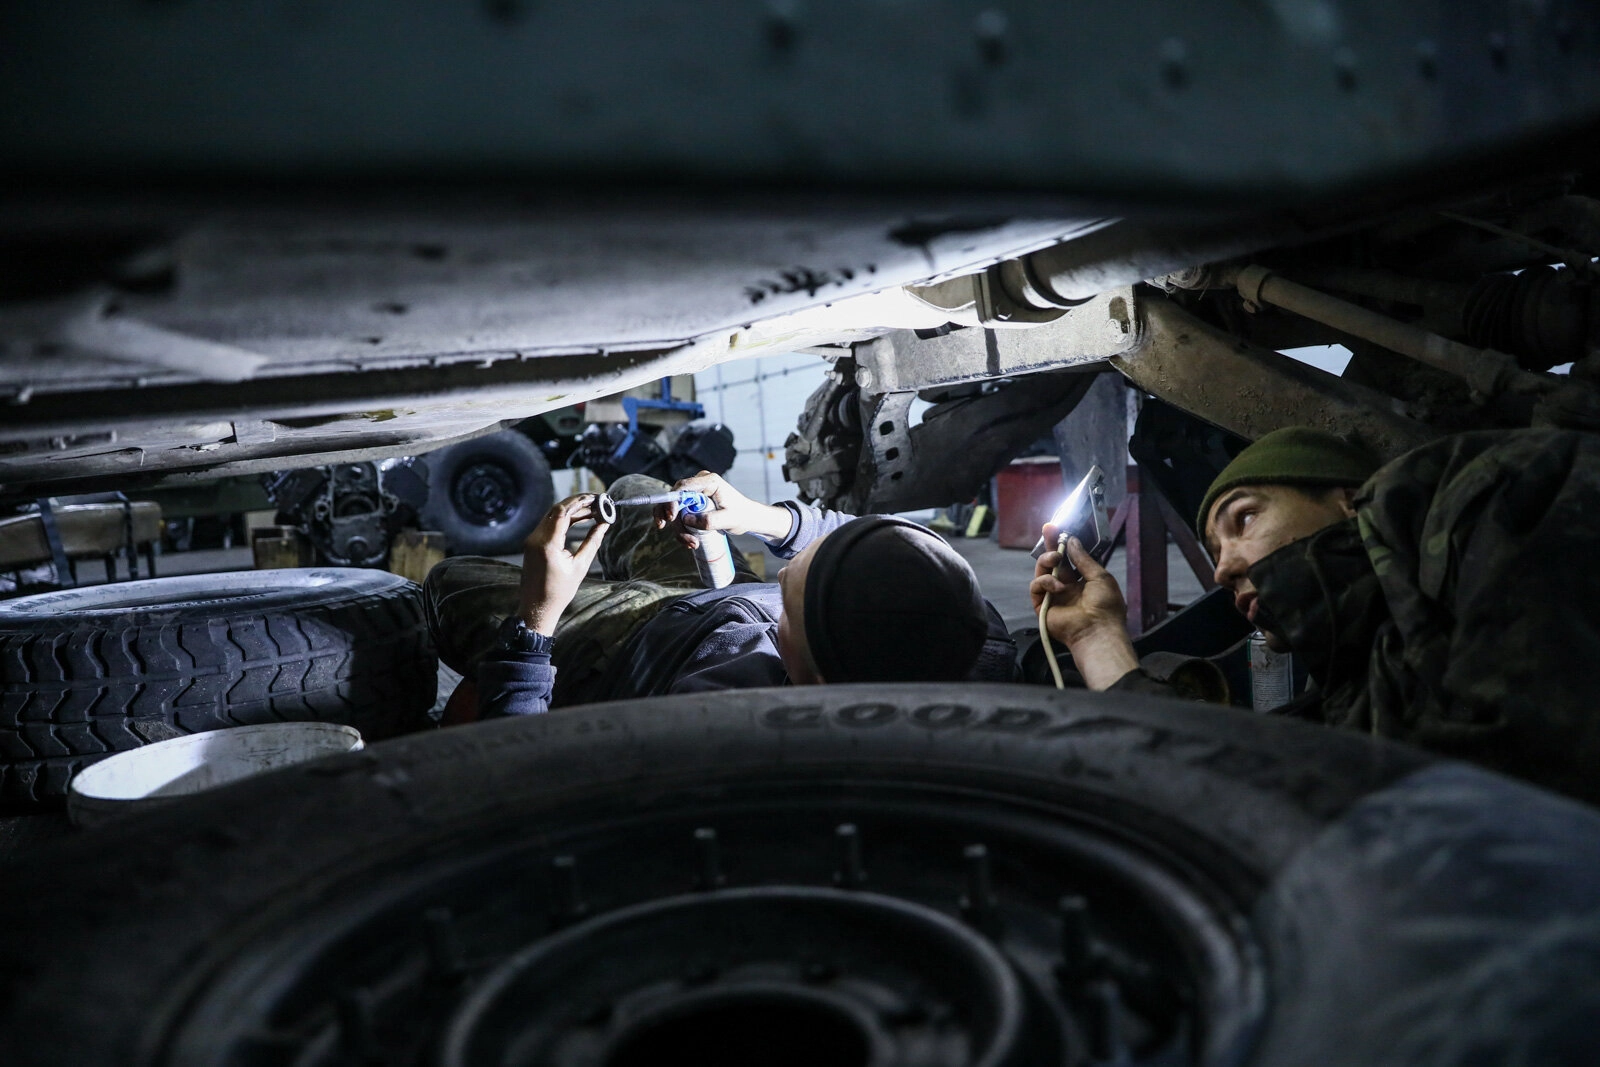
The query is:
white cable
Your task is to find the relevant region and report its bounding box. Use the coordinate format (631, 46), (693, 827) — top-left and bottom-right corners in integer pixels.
(1039, 592), (1065, 689)
(1038, 532), (1071, 689)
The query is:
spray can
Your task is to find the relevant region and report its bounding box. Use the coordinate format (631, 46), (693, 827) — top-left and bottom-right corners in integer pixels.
(691, 530), (736, 589)
(675, 491), (735, 590)
(600, 489), (736, 589)
(1248, 631), (1294, 712)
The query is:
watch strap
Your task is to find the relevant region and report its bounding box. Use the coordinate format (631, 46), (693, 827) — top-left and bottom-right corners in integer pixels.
(497, 615), (555, 655)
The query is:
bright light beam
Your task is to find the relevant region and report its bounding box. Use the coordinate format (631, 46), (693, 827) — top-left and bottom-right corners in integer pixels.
(1046, 482), (1085, 530)
(1031, 467), (1098, 558)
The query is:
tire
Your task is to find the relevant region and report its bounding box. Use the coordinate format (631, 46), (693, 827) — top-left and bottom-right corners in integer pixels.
(2, 685), (1598, 1065)
(420, 430), (555, 556)
(0, 569), (437, 809)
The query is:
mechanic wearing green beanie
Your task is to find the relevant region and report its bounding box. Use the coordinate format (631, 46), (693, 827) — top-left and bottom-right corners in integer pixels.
(1032, 424), (1600, 807)
(1193, 426), (1377, 650)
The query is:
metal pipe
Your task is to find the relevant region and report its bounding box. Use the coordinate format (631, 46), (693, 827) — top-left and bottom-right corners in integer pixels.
(1283, 266), (1471, 319)
(1228, 264), (1550, 397)
(1018, 220), (1295, 305)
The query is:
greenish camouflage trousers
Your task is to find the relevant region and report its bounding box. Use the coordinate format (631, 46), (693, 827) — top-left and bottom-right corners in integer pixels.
(423, 474), (759, 706)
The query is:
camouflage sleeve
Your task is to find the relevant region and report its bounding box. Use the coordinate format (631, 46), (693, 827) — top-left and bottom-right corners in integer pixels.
(1106, 652), (1230, 704)
(1356, 428), (1600, 804)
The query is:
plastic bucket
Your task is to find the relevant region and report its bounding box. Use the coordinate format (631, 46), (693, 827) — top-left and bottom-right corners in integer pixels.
(67, 722), (364, 829)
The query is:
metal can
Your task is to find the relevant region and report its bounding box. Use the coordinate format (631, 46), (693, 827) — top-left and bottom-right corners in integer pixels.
(1248, 631), (1294, 712)
(691, 530), (736, 590)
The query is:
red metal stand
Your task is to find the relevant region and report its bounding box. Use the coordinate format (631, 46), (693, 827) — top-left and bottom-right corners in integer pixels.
(1103, 465), (1217, 635)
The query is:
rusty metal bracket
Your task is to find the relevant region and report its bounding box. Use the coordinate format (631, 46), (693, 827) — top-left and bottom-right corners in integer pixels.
(1114, 293), (1439, 460)
(843, 371), (1101, 515)
(856, 287), (1138, 394)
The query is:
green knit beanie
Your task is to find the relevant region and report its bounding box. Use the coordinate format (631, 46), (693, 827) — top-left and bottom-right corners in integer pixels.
(1196, 427), (1379, 536)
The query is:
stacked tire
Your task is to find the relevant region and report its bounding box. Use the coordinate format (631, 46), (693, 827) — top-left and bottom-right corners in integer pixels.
(419, 430), (555, 556)
(0, 569), (438, 808)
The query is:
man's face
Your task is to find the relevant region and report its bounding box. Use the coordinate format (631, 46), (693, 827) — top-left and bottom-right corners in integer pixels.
(776, 536), (824, 685)
(1205, 484), (1357, 649)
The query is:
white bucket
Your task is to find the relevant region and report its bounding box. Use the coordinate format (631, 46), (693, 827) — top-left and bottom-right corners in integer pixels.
(67, 722), (364, 829)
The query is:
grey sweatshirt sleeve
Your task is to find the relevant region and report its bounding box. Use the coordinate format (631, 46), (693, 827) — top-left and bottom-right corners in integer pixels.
(477, 652), (556, 718)
(764, 500), (858, 559)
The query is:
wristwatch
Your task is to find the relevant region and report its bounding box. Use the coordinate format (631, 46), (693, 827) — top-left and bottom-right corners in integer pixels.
(496, 615), (556, 656)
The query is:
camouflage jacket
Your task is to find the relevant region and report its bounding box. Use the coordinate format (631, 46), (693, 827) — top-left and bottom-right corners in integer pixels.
(1250, 428), (1600, 806)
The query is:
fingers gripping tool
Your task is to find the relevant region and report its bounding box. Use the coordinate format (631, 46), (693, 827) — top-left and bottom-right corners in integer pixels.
(597, 490), (731, 589)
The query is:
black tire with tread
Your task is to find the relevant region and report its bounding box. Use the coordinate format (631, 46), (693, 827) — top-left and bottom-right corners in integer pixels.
(0, 569), (438, 808)
(419, 430), (555, 556)
(2, 685), (1598, 1065)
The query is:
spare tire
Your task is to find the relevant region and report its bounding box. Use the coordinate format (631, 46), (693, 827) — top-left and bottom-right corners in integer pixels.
(0, 569), (437, 809)
(1, 685), (1597, 1065)
(420, 430), (555, 556)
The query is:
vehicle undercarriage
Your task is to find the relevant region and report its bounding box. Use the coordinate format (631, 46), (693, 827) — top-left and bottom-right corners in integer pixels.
(2, 3), (1598, 505)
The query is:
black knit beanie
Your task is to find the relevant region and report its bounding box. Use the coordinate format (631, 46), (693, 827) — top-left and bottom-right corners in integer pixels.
(802, 517), (989, 683)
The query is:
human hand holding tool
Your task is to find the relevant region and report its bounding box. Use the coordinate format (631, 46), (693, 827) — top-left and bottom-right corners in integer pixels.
(605, 477), (760, 589)
(605, 487), (716, 539)
(633, 471), (794, 548)
(1031, 531), (1139, 690)
(518, 494), (611, 635)
(1029, 466), (1135, 689)
(1030, 465), (1110, 577)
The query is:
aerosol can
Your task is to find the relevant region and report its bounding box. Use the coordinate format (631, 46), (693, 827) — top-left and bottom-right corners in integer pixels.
(678, 490), (735, 590)
(599, 489), (735, 590)
(1247, 631), (1294, 712)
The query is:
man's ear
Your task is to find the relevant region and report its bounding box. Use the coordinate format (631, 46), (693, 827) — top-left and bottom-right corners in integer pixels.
(1336, 486), (1359, 517)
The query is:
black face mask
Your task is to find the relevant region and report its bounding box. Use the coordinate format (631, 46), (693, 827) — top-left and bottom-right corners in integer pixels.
(1246, 518), (1388, 688)
(1250, 599), (1285, 638)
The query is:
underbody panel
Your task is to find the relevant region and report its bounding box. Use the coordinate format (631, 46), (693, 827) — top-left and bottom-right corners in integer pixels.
(2, 1), (1599, 498)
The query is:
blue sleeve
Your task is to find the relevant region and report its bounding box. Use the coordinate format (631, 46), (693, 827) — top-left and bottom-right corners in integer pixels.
(766, 501), (858, 559)
(477, 652), (556, 718)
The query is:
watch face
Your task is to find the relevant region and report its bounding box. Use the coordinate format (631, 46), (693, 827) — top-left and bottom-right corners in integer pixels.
(498, 615), (528, 650)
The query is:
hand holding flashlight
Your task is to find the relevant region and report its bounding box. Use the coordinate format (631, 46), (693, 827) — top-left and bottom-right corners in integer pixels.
(1032, 465), (1110, 579)
(1053, 530), (1073, 582)
(1030, 465), (1137, 690)
(606, 481), (741, 589)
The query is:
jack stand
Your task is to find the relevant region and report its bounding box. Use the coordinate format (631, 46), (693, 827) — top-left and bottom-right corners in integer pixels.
(1102, 465), (1217, 635)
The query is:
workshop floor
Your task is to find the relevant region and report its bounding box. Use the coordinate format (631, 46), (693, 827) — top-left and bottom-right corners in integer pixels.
(939, 532), (1211, 634)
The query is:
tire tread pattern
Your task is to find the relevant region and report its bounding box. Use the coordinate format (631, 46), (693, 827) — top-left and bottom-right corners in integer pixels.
(0, 582), (437, 807)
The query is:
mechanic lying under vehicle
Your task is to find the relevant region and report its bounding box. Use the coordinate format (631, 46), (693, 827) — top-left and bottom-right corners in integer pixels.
(1036, 425), (1600, 807)
(425, 472), (1013, 720)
